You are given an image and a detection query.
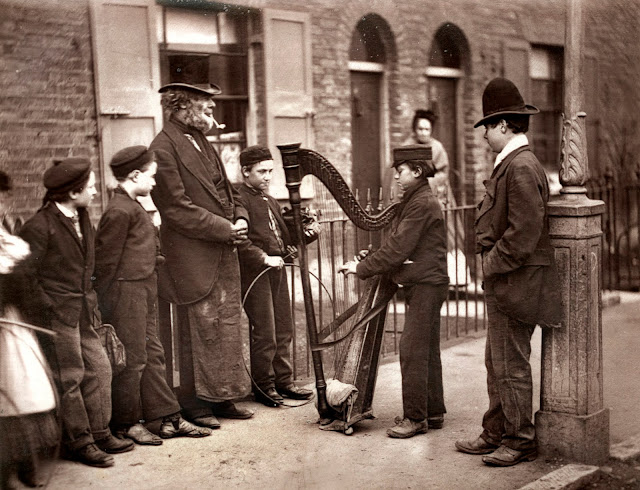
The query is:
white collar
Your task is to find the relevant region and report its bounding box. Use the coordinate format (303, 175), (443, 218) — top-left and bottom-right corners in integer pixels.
(494, 133), (529, 168)
(54, 201), (78, 219)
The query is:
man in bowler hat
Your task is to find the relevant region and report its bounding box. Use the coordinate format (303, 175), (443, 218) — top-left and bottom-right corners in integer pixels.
(454, 78), (562, 466)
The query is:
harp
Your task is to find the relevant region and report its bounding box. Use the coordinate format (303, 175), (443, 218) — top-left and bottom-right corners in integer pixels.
(278, 143), (399, 435)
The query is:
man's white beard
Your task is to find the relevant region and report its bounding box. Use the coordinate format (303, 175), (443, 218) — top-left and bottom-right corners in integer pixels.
(182, 110), (214, 133)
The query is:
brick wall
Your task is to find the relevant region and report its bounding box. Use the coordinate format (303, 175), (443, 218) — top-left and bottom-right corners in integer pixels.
(0, 0), (100, 225)
(0, 0), (638, 223)
(585, 0), (640, 182)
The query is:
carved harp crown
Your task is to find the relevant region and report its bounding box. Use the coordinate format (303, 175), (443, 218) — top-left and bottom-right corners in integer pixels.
(278, 143), (398, 231)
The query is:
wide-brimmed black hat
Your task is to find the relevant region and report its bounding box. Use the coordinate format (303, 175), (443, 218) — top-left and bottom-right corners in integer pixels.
(158, 82), (222, 97)
(474, 77), (539, 128)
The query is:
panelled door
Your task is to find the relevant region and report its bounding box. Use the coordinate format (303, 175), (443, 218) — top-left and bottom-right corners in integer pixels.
(89, 0), (162, 209)
(263, 9), (314, 199)
(428, 76), (459, 202)
(351, 71), (382, 208)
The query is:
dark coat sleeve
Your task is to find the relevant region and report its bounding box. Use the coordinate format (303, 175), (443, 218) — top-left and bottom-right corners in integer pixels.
(94, 207), (130, 295)
(356, 197), (431, 279)
(236, 191), (268, 270)
(482, 160), (546, 277)
(18, 215), (56, 322)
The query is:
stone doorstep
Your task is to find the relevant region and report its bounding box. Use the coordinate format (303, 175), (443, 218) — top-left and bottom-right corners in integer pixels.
(520, 434), (640, 490)
(602, 290), (621, 308)
(610, 434), (640, 462)
(518, 464), (601, 490)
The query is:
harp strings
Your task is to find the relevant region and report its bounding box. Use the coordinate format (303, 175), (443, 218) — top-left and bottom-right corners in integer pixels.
(305, 176), (397, 375)
(307, 177), (361, 376)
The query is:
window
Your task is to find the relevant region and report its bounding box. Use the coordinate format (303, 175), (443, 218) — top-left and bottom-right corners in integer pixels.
(157, 5), (249, 180)
(529, 46), (563, 171)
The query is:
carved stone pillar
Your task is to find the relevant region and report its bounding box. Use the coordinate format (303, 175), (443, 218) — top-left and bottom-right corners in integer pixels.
(535, 0), (610, 465)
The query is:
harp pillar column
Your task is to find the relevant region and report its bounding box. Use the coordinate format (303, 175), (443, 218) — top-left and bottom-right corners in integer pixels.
(535, 0), (609, 465)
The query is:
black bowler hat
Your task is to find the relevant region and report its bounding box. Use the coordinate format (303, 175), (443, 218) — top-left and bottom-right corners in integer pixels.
(240, 145), (273, 168)
(158, 82), (222, 97)
(43, 157), (92, 193)
(110, 145), (155, 179)
(474, 77), (539, 128)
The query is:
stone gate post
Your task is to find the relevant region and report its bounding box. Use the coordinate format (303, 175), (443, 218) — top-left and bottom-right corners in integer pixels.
(535, 0), (610, 465)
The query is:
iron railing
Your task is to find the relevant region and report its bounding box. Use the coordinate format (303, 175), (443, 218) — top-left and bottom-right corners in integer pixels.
(286, 202), (487, 380)
(586, 174), (640, 291)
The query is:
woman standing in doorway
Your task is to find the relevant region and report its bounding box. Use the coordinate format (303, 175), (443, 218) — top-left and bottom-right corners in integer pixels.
(405, 110), (454, 206)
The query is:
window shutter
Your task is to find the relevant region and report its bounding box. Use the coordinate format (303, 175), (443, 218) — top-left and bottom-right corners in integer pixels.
(263, 9), (314, 199)
(90, 0), (162, 207)
(503, 39), (531, 102)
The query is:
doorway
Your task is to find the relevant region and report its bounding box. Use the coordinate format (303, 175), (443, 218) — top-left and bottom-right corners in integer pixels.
(428, 76), (459, 203)
(351, 70), (382, 207)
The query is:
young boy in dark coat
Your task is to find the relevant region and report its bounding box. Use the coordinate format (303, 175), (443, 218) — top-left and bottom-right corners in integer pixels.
(19, 157), (134, 468)
(236, 146), (315, 406)
(95, 146), (212, 444)
(340, 145), (449, 438)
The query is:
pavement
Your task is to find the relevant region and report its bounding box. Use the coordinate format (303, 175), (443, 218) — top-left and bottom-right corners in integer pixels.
(20, 292), (640, 489)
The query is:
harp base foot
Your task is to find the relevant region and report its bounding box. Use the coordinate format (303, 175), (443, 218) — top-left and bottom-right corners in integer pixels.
(318, 419), (353, 435)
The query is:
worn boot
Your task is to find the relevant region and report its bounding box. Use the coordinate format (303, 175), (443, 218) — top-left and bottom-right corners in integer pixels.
(387, 417), (428, 439)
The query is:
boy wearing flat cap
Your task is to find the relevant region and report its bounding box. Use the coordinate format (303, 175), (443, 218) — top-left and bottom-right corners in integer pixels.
(19, 158), (134, 468)
(236, 146), (315, 407)
(95, 146), (212, 445)
(455, 78), (561, 466)
(340, 145), (449, 438)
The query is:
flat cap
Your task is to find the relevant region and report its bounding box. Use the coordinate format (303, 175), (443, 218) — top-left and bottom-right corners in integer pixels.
(110, 145), (155, 178)
(43, 157), (92, 193)
(392, 145), (432, 165)
(240, 145), (273, 167)
(158, 82), (222, 97)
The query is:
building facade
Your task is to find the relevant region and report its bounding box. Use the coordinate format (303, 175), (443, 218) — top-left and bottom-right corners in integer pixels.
(1, 0), (639, 224)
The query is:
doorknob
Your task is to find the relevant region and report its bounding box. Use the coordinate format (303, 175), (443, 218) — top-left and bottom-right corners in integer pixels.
(352, 88), (363, 117)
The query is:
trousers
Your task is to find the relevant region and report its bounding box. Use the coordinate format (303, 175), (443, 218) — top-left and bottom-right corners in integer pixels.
(40, 308), (112, 450)
(242, 266), (294, 391)
(399, 282), (448, 421)
(105, 275), (180, 427)
(481, 289), (537, 451)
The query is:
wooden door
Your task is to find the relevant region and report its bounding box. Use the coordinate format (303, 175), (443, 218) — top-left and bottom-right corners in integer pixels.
(90, 0), (162, 209)
(263, 9), (314, 199)
(428, 77), (459, 202)
(351, 71), (382, 208)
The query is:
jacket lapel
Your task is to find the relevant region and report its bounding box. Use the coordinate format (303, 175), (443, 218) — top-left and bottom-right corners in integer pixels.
(161, 122), (225, 206)
(49, 203), (84, 251)
(476, 146), (530, 221)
